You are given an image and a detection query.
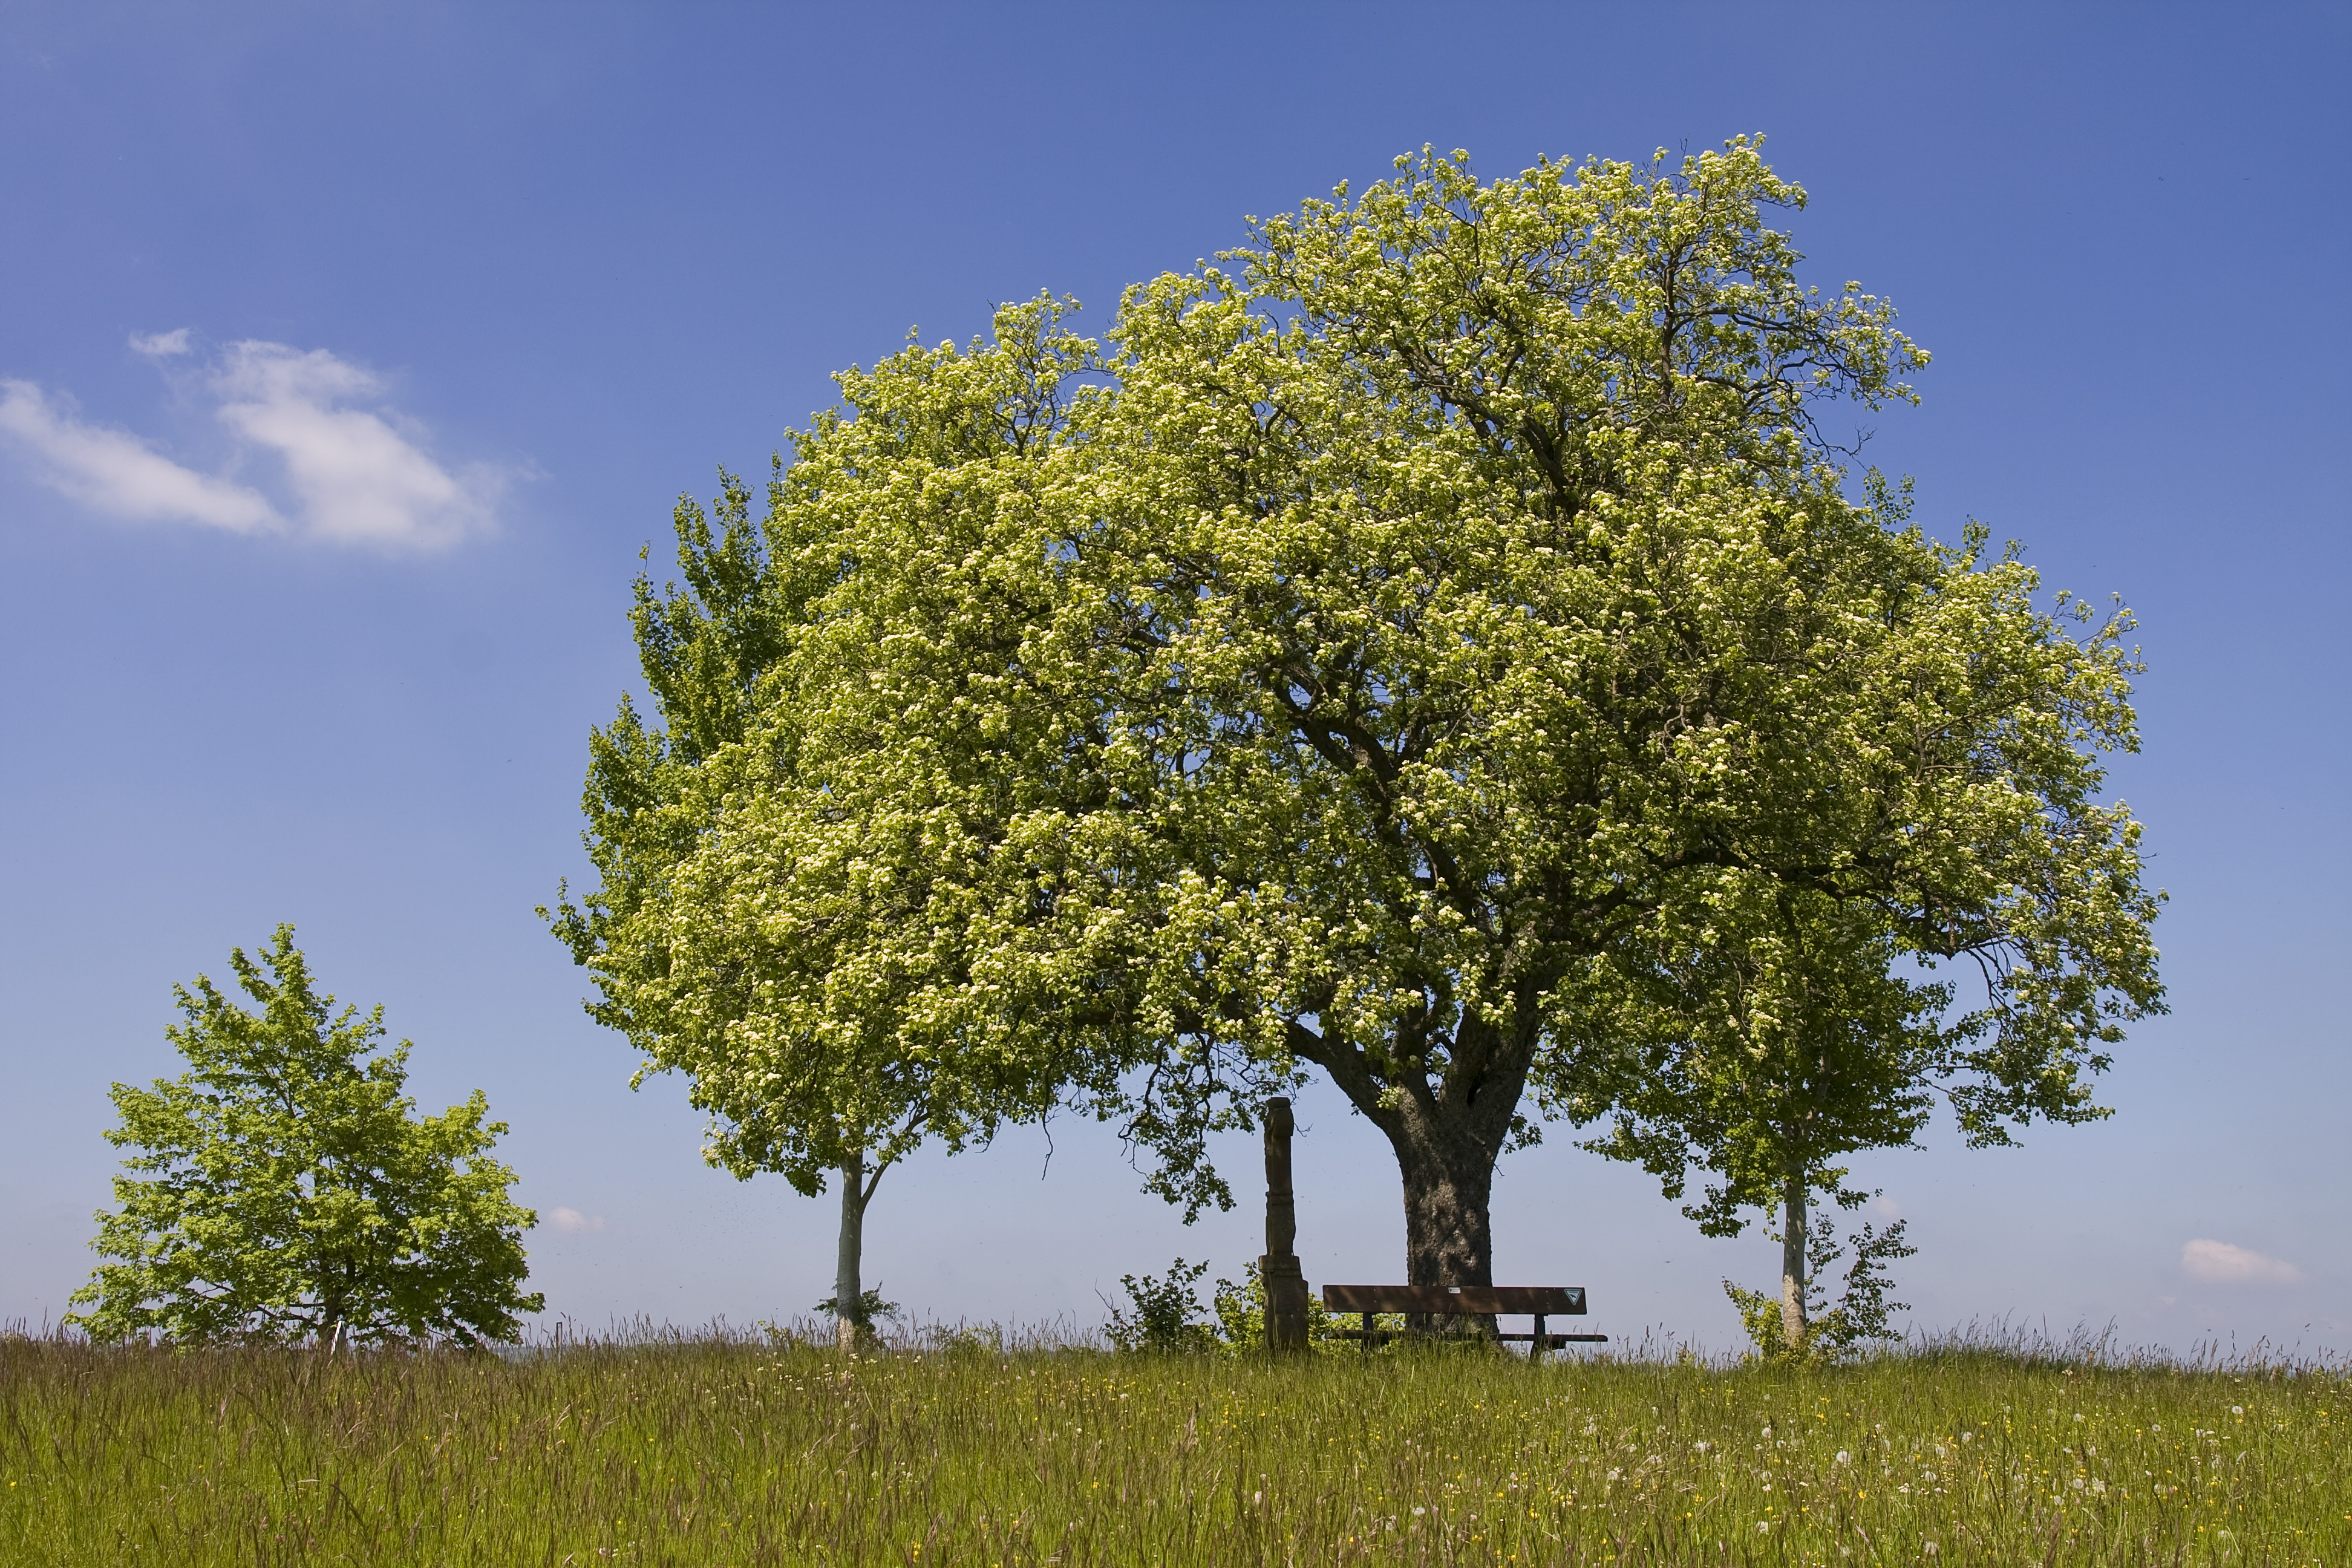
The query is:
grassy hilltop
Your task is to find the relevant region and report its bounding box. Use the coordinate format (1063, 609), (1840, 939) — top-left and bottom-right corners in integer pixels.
(2, 1329), (2343, 1566)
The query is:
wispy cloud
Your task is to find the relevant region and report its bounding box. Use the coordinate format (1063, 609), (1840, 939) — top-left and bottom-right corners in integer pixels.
(0, 381), (278, 532)
(549, 1207), (607, 1234)
(0, 334), (512, 550)
(128, 328), (192, 358)
(2181, 1238), (2301, 1285)
(210, 342), (505, 549)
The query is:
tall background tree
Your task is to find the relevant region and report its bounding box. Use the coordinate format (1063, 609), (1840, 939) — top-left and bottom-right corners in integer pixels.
(552, 302), (1128, 1346)
(1549, 503), (2164, 1350)
(1047, 142), (2161, 1296)
(66, 926), (540, 1347)
(1555, 879), (1942, 1354)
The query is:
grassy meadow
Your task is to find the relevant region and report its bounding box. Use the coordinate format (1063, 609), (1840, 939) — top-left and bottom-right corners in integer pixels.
(1, 1326), (2342, 1566)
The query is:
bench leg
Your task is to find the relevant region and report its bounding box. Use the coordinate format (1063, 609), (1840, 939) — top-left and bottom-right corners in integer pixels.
(1532, 1313), (1546, 1363)
(1361, 1310), (1373, 1354)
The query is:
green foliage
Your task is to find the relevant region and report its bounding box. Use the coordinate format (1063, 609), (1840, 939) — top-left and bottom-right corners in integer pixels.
(6, 1331), (2341, 1564)
(546, 298), (1119, 1206)
(1824, 1217), (1916, 1352)
(812, 1287), (900, 1325)
(1722, 1279), (1788, 1364)
(1053, 138), (1955, 1218)
(1558, 883), (1950, 1240)
(1207, 1261), (1371, 1356)
(64, 927), (540, 1348)
(1051, 140), (2161, 1249)
(556, 139), (2164, 1295)
(1102, 1258), (1220, 1354)
(1206, 1264), (1269, 1353)
(1726, 1210), (1916, 1364)
(1105, 1259), (1364, 1357)
(1544, 485), (2163, 1266)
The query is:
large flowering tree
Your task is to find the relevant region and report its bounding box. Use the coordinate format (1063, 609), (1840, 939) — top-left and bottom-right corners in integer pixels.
(1054, 143), (2162, 1294)
(560, 142), (2164, 1321)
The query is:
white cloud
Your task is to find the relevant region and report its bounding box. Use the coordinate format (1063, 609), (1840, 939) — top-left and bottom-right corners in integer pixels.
(128, 328), (192, 358)
(0, 381), (278, 532)
(211, 342), (503, 550)
(2181, 1238), (2301, 1285)
(0, 338), (510, 550)
(549, 1207), (607, 1234)
(1870, 1194), (1903, 1220)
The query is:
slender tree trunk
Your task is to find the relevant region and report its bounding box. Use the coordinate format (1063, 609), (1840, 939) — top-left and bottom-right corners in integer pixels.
(1779, 1171), (1808, 1354)
(319, 1277), (346, 1353)
(835, 1152), (868, 1354)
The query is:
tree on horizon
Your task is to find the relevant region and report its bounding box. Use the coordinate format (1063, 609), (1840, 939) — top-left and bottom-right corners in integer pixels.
(68, 925), (540, 1348)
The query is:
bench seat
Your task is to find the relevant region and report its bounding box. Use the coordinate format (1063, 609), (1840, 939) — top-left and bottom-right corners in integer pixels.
(1319, 1284), (1607, 1352)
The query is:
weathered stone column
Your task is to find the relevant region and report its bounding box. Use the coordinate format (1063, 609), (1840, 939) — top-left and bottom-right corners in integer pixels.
(1262, 1097), (1310, 1353)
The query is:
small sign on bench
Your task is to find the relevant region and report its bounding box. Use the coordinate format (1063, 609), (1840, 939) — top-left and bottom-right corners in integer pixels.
(1321, 1284), (1607, 1357)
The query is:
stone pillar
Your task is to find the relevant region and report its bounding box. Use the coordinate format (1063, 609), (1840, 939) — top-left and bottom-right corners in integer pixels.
(1262, 1096), (1311, 1353)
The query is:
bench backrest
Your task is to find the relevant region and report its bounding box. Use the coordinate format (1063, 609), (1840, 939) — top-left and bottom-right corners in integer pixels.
(1321, 1284), (1586, 1315)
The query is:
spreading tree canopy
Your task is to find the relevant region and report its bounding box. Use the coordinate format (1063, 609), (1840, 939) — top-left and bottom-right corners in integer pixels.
(67, 926), (540, 1347)
(1050, 142), (2161, 1290)
(560, 140), (2164, 1312)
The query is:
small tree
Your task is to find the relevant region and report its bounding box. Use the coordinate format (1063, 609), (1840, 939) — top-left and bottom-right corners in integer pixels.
(1546, 492), (2166, 1346)
(1723, 1206), (1914, 1362)
(65, 927), (541, 1347)
(1551, 877), (1947, 1352)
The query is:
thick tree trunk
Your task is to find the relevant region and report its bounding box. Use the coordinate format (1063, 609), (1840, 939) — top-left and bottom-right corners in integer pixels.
(1290, 1001), (1535, 1337)
(1779, 1171), (1808, 1354)
(1384, 1093), (1507, 1336)
(835, 1152), (868, 1354)
(1394, 1123), (1497, 1289)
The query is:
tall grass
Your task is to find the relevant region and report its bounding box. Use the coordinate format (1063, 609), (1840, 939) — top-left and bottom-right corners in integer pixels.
(2, 1322), (2342, 1565)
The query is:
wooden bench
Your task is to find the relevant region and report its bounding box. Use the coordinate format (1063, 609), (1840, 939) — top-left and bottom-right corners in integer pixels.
(1321, 1284), (1607, 1357)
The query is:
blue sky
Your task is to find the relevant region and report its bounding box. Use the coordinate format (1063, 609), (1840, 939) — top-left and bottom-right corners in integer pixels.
(3, 2), (2345, 1355)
